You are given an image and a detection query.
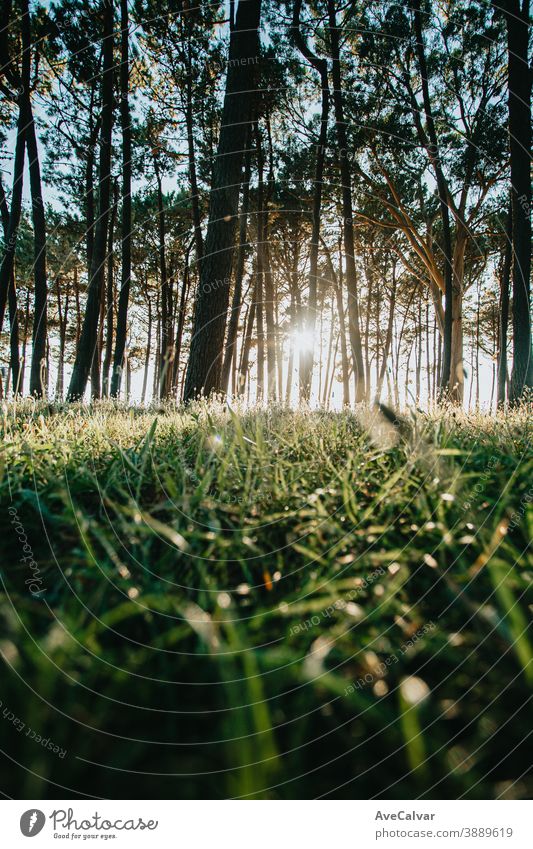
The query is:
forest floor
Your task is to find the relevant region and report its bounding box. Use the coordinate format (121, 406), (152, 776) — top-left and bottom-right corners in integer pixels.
(0, 401), (532, 799)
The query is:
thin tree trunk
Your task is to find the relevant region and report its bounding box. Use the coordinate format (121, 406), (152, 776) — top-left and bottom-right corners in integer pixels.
(102, 182), (118, 396)
(412, 0), (454, 399)
(26, 107), (48, 397)
(376, 268), (396, 403)
(221, 138), (251, 391)
(0, 177), (20, 394)
(185, 32), (203, 270)
(111, 0), (132, 399)
(254, 121), (277, 401)
(141, 294), (152, 406)
(0, 29), (29, 340)
(172, 251), (192, 394)
(497, 205), (512, 407)
(238, 279), (257, 398)
(293, 0), (329, 400)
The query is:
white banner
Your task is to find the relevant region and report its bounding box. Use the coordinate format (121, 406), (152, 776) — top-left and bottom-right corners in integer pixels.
(0, 800), (532, 848)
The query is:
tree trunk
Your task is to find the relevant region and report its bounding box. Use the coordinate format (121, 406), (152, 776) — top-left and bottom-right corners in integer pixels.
(293, 0), (329, 400)
(183, 0), (262, 400)
(0, 177), (20, 394)
(412, 0), (454, 399)
(497, 206), (512, 407)
(141, 292), (152, 406)
(238, 279), (257, 398)
(26, 108), (48, 396)
(448, 226), (467, 402)
(185, 32), (203, 271)
(102, 181), (118, 396)
(376, 270), (396, 403)
(153, 156), (172, 398)
(254, 121), (277, 401)
(111, 0), (132, 399)
(327, 0), (365, 402)
(55, 279), (69, 400)
(0, 27), (29, 339)
(221, 138), (251, 392)
(67, 0), (114, 401)
(172, 251), (192, 394)
(501, 0), (533, 402)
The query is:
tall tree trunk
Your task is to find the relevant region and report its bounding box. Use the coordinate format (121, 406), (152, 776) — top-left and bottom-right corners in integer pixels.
(293, 0), (329, 400)
(327, 0), (365, 402)
(499, 0), (533, 401)
(0, 22), (29, 339)
(141, 292), (152, 406)
(183, 0), (262, 400)
(376, 269), (396, 403)
(497, 205), (512, 407)
(25, 109), (47, 396)
(412, 0), (454, 399)
(185, 32), (203, 270)
(67, 0), (114, 401)
(238, 280), (257, 397)
(0, 177), (20, 394)
(221, 138), (251, 392)
(102, 181), (118, 396)
(55, 280), (69, 400)
(153, 156), (172, 398)
(110, 0), (132, 399)
(254, 121), (277, 400)
(172, 249), (192, 394)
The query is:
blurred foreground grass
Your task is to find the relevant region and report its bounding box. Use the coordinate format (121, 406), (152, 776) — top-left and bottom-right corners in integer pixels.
(0, 400), (532, 799)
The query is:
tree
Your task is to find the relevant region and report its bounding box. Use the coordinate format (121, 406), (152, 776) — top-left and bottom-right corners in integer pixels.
(67, 0), (115, 401)
(111, 0), (133, 397)
(495, 0), (533, 402)
(183, 0), (262, 400)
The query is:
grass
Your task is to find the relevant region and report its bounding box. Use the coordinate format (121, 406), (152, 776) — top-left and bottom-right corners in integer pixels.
(0, 399), (532, 799)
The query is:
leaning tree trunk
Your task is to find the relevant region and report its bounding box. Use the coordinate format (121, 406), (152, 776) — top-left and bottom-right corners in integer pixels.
(183, 0), (262, 401)
(110, 0), (132, 398)
(67, 0), (114, 401)
(327, 0), (365, 402)
(502, 0), (533, 402)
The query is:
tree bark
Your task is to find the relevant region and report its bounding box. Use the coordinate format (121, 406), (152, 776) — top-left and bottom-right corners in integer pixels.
(0, 177), (20, 394)
(221, 138), (251, 392)
(497, 205), (512, 407)
(102, 181), (119, 396)
(293, 0), (329, 400)
(499, 0), (533, 402)
(67, 0), (114, 401)
(183, 0), (262, 400)
(411, 0), (454, 399)
(0, 6), (29, 340)
(111, 0), (132, 399)
(327, 0), (365, 402)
